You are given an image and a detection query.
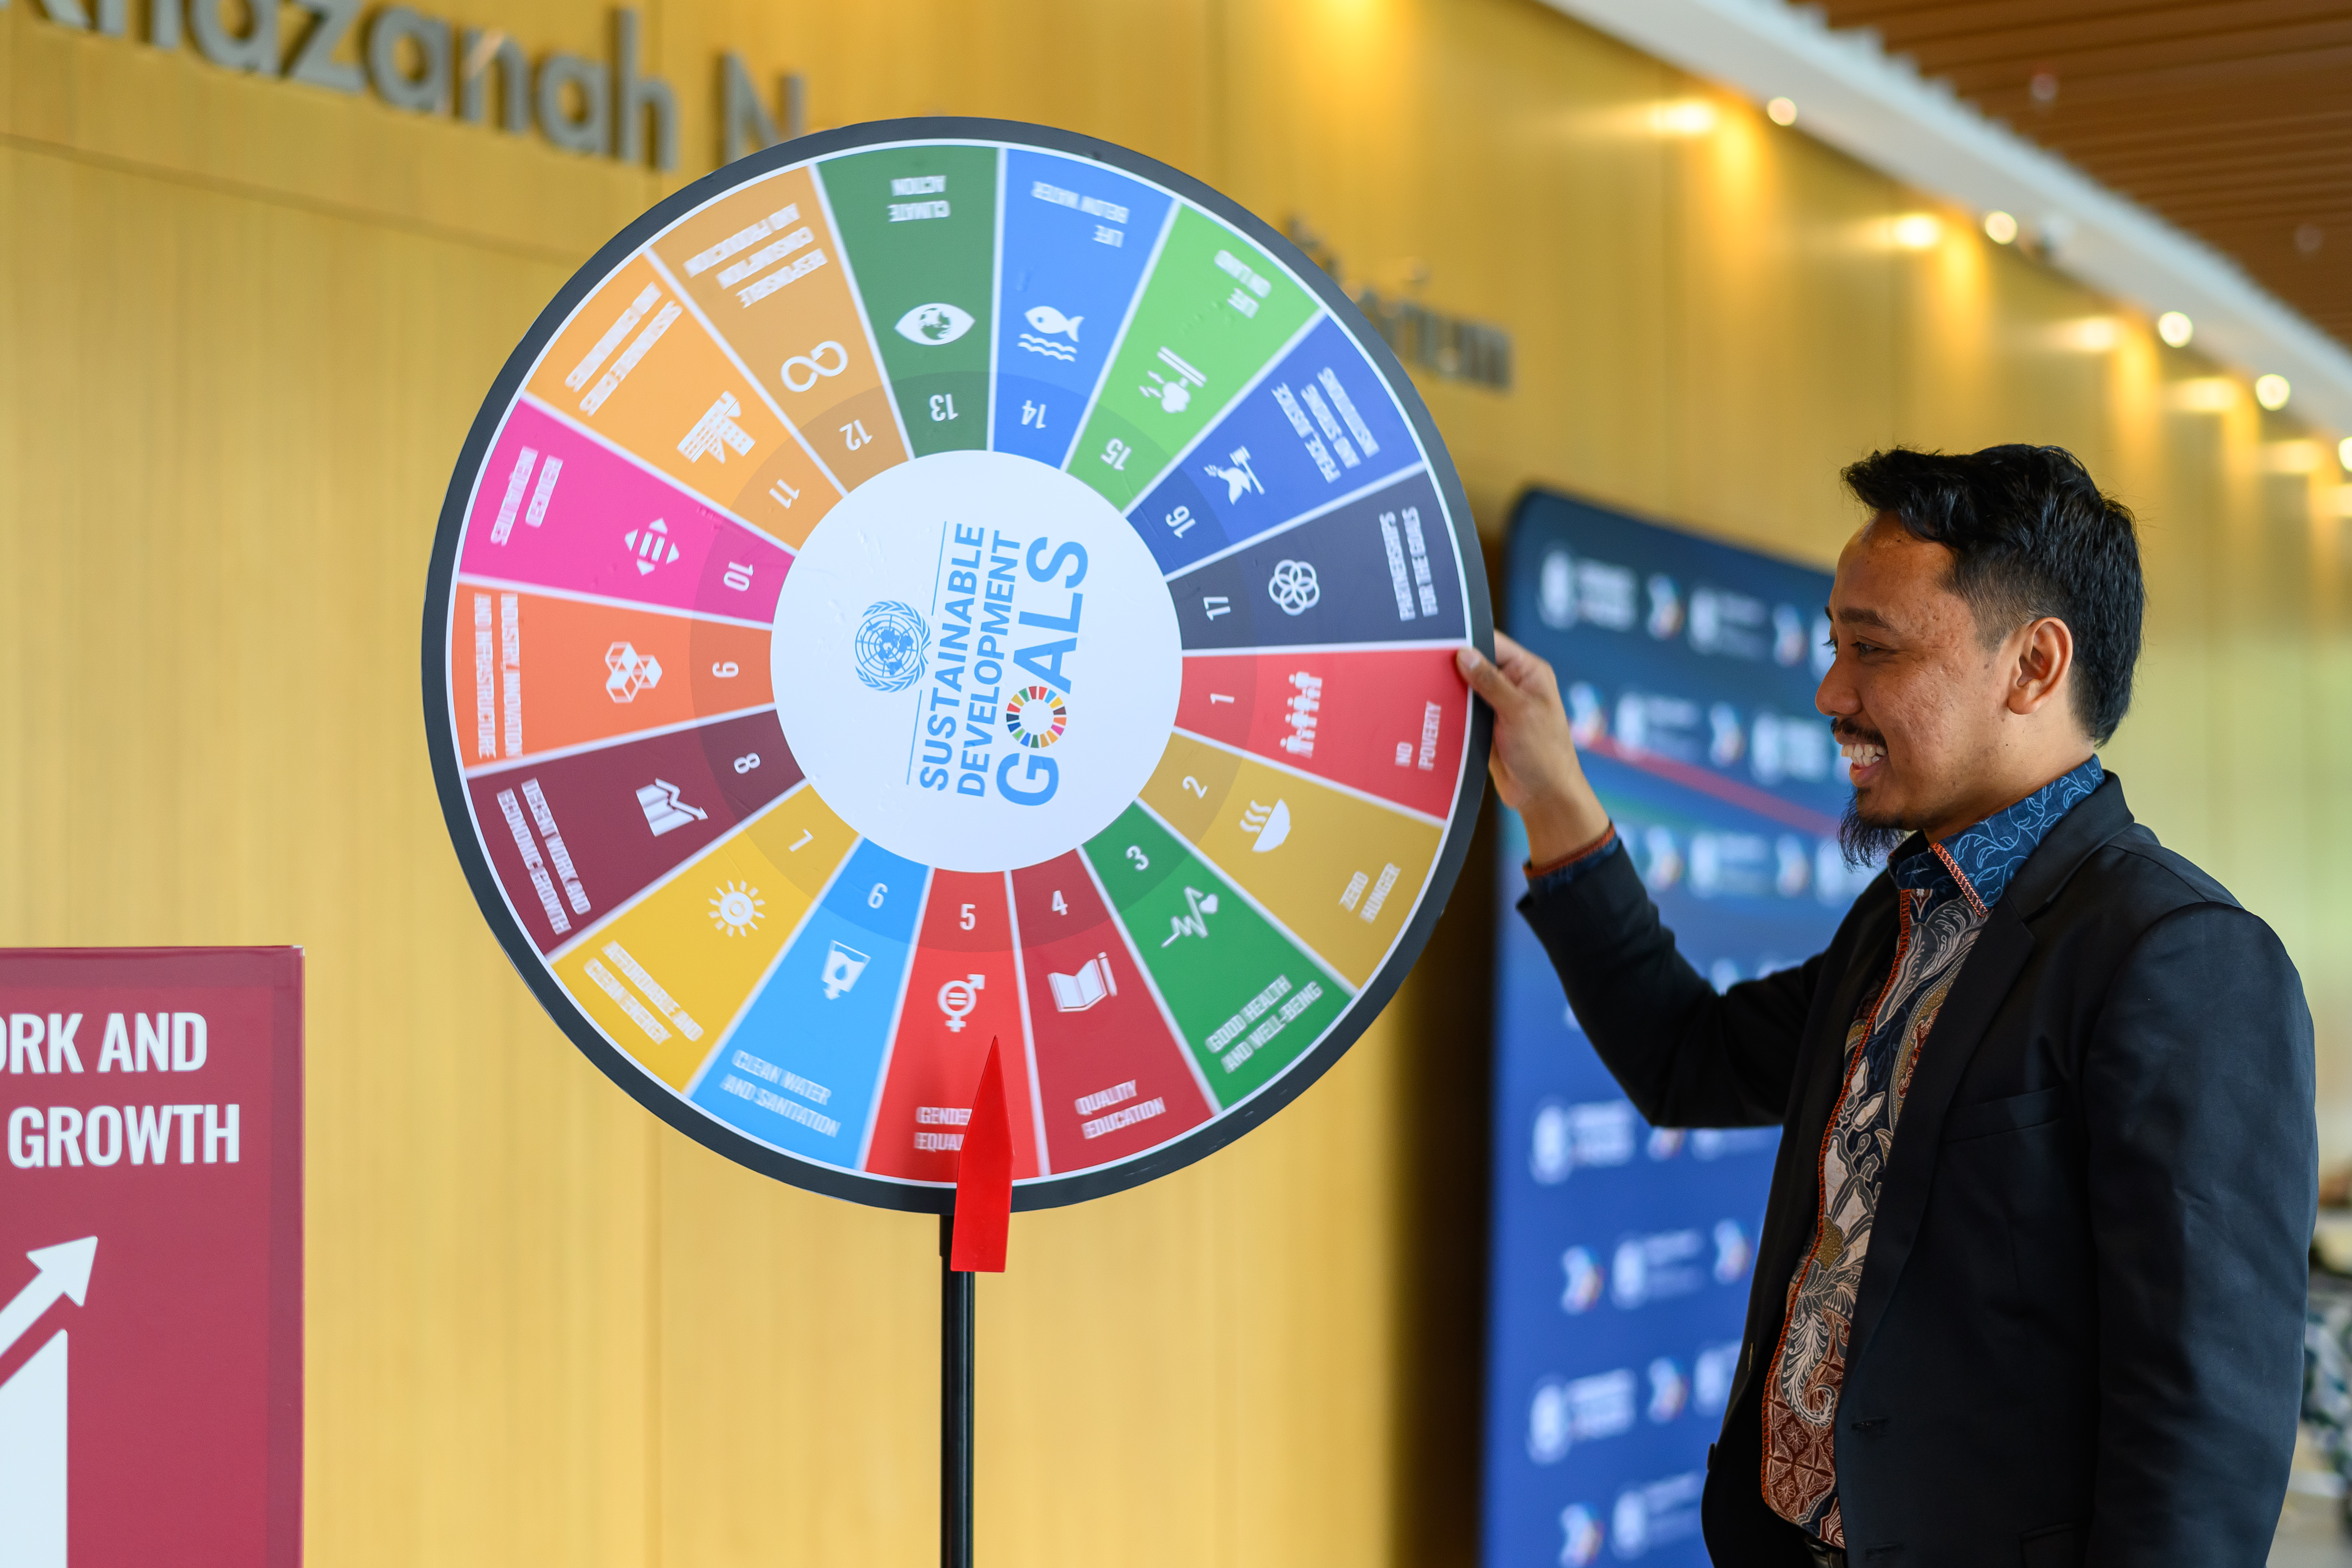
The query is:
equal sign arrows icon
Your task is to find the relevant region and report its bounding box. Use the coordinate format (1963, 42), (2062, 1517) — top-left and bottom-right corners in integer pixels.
(0, 1237), (98, 1568)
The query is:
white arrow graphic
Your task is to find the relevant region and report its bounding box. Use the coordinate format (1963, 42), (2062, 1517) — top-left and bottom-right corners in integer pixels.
(0, 1239), (97, 1361)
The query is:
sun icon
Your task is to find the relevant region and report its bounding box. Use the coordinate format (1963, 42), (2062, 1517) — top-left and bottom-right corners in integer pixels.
(710, 880), (764, 936)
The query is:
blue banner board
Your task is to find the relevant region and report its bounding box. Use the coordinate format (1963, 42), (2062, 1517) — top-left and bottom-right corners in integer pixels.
(1481, 491), (1877, 1566)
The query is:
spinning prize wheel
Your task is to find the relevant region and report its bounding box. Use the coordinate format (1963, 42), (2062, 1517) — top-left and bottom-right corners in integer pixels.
(423, 120), (1492, 1209)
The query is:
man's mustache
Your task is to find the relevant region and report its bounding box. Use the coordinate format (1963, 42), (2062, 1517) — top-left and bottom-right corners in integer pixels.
(1833, 722), (1886, 749)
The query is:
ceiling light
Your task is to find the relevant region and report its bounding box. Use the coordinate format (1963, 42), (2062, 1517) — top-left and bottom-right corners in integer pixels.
(1651, 101), (1718, 137)
(2255, 374), (2291, 411)
(2338, 436), (2352, 471)
(1766, 97), (1797, 127)
(1891, 214), (1941, 250)
(2167, 378), (2234, 413)
(1982, 211), (2017, 245)
(2055, 318), (2118, 354)
(2156, 312), (2193, 348)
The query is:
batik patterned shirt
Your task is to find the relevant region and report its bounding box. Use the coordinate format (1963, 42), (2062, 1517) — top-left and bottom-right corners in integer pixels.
(1761, 757), (2104, 1545)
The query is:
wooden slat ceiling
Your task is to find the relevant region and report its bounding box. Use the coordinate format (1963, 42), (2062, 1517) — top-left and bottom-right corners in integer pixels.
(1815, 0), (2352, 346)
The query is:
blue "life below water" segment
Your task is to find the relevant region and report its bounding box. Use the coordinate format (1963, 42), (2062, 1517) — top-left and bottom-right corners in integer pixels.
(1126, 314), (1419, 575)
(991, 150), (1174, 467)
(1166, 467), (1457, 651)
(695, 843), (928, 1165)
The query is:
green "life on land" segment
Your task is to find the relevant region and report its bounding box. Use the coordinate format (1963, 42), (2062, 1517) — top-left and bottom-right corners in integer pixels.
(1067, 207), (1318, 512)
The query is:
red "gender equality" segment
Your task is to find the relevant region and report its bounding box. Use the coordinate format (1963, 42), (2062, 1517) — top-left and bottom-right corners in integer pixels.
(1009, 855), (1211, 1174)
(1175, 646), (1469, 819)
(866, 871), (1043, 1183)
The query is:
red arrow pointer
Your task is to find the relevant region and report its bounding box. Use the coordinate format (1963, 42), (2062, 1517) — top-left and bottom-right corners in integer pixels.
(0, 1237), (97, 1360)
(949, 1040), (1013, 1272)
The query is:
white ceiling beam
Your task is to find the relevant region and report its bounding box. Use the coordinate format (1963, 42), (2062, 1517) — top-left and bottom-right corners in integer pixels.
(1542, 0), (2352, 435)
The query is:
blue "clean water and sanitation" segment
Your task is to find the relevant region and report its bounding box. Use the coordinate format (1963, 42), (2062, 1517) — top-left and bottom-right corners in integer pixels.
(990, 150), (1174, 467)
(1166, 467), (1455, 651)
(1126, 314), (1418, 575)
(694, 842), (928, 1161)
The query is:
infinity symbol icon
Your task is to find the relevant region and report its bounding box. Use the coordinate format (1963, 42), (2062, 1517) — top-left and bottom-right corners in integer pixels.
(781, 340), (849, 392)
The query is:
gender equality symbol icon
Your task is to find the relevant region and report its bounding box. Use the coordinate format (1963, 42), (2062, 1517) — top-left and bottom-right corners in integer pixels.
(421, 117), (1492, 1564)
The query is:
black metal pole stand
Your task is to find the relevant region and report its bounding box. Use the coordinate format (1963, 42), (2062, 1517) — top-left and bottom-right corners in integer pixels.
(940, 1213), (975, 1568)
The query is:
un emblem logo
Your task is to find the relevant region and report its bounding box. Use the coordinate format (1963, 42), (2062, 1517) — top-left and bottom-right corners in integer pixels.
(853, 601), (931, 692)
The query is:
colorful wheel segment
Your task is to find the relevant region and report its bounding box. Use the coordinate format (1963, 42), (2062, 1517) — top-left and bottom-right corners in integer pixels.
(422, 119), (1492, 1211)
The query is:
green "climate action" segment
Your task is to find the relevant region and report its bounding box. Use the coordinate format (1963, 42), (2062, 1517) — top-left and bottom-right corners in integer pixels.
(1083, 804), (1347, 1108)
(819, 144), (999, 456)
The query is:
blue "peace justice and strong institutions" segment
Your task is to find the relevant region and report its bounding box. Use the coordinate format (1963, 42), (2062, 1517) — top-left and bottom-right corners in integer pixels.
(1126, 314), (1421, 575)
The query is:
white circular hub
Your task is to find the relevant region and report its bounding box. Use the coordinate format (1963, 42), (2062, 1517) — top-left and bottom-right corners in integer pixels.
(770, 451), (1183, 873)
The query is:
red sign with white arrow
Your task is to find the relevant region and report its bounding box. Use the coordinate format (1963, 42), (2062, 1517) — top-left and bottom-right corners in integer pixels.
(0, 948), (301, 1568)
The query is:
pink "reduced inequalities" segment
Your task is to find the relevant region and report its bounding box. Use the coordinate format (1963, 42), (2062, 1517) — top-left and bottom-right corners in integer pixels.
(461, 399), (793, 621)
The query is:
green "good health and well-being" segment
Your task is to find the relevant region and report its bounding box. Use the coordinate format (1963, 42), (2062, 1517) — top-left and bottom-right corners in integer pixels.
(1068, 208), (1319, 512)
(819, 144), (1000, 456)
(1081, 804), (1349, 1107)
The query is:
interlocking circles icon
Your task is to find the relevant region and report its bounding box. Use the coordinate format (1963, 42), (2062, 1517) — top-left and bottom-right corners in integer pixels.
(853, 600), (931, 692)
(781, 340), (849, 393)
(1267, 558), (1322, 616)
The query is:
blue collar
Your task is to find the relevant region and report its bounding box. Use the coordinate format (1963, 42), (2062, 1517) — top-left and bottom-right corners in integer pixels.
(1890, 756), (2104, 916)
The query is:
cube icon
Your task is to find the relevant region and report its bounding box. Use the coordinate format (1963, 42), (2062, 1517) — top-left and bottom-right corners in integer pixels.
(605, 641), (663, 702)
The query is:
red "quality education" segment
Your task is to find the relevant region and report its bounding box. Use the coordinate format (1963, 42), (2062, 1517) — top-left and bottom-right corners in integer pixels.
(1008, 854), (1211, 1172)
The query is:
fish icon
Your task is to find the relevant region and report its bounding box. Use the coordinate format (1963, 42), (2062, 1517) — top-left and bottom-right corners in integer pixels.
(1024, 305), (1082, 341)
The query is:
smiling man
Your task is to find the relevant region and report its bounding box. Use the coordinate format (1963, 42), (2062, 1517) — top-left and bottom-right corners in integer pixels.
(1459, 445), (2315, 1567)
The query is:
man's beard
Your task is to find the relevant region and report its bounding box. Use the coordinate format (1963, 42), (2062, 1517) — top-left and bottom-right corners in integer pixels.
(1833, 720), (1906, 870)
(1840, 794), (1908, 871)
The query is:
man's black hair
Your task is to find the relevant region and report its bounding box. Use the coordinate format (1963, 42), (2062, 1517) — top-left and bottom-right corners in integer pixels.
(1842, 443), (2144, 745)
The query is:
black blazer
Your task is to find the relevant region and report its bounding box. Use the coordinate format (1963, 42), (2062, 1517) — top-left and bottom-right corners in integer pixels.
(1517, 775), (2315, 1567)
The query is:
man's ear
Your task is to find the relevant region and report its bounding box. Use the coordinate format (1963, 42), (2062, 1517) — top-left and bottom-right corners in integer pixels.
(2007, 616), (2075, 719)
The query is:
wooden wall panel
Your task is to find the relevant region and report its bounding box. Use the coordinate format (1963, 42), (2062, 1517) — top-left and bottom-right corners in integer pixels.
(3, 0), (2347, 1565)
(0, 140), (657, 1562)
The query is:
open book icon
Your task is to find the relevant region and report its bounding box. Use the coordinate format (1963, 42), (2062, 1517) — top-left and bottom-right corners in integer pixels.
(1047, 954), (1118, 1013)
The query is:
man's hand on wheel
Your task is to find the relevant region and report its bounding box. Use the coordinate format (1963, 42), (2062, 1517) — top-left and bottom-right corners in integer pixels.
(1458, 633), (1614, 865)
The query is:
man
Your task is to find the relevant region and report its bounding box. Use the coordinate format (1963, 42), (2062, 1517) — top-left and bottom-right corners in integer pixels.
(1459, 445), (2315, 1566)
